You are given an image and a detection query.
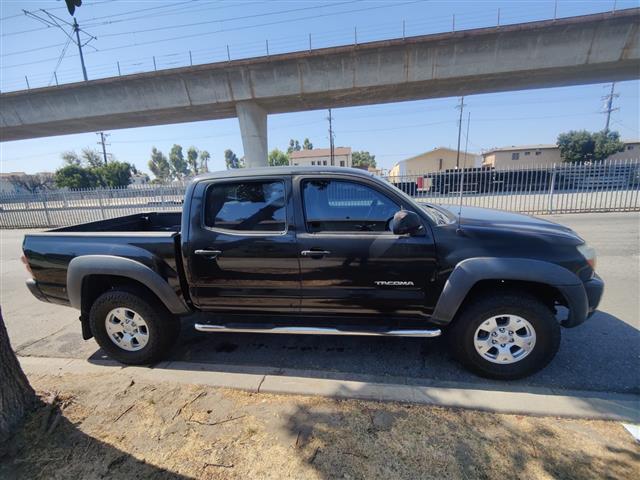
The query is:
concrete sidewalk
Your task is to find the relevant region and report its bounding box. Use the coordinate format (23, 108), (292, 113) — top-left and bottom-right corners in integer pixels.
(20, 356), (640, 423)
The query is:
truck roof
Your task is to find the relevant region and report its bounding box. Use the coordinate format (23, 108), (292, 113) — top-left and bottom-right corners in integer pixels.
(192, 166), (375, 181)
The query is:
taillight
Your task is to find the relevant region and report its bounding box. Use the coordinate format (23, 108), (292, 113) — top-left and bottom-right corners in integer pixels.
(21, 255), (33, 276)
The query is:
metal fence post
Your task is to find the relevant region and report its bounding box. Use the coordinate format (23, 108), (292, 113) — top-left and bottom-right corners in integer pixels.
(42, 192), (52, 227)
(97, 189), (106, 219)
(547, 165), (557, 214)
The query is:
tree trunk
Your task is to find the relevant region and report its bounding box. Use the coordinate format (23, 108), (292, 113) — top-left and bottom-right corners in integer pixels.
(0, 309), (35, 443)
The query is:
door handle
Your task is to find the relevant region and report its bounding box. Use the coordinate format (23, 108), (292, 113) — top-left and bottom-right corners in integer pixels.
(301, 250), (331, 258)
(194, 249), (222, 258)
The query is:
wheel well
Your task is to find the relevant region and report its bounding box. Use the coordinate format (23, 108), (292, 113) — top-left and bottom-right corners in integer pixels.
(80, 275), (164, 338)
(457, 279), (566, 318)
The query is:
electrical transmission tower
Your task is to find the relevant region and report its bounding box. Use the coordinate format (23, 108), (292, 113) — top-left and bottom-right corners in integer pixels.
(23, 9), (97, 83)
(601, 82), (619, 133)
(96, 132), (111, 164)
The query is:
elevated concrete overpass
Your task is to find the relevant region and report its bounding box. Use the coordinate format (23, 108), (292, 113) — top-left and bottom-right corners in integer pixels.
(1, 8), (639, 166)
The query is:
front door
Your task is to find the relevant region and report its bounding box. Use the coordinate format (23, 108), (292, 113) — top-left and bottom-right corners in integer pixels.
(295, 175), (438, 318)
(185, 176), (300, 313)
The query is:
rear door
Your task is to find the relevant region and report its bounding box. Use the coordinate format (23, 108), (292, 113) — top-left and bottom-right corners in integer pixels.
(184, 176), (300, 313)
(294, 174), (438, 318)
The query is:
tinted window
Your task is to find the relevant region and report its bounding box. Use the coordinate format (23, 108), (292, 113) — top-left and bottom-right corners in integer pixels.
(204, 181), (286, 232)
(302, 179), (399, 233)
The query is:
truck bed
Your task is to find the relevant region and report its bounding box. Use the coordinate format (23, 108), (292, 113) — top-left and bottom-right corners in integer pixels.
(51, 212), (181, 233)
(23, 211), (184, 308)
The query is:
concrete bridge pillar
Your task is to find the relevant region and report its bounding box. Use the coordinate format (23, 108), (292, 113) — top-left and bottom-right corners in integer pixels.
(236, 101), (268, 168)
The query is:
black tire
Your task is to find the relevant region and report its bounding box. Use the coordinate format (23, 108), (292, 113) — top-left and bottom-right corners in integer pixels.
(448, 292), (560, 380)
(89, 288), (180, 365)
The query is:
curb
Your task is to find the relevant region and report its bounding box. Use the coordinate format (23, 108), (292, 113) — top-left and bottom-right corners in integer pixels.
(19, 356), (640, 422)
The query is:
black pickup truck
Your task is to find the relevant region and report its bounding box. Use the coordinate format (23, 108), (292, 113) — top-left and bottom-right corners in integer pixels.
(22, 167), (603, 379)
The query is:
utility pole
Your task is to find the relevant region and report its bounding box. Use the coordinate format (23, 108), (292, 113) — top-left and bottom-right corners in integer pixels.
(73, 18), (88, 81)
(327, 109), (335, 166)
(96, 132), (110, 164)
(602, 82), (619, 133)
(23, 9), (96, 83)
(455, 96), (465, 169)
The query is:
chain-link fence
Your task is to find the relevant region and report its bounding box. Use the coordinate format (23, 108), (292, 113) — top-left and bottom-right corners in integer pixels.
(1, 159), (638, 229)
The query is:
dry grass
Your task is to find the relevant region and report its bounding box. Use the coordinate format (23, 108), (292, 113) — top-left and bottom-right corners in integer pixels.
(1, 372), (638, 479)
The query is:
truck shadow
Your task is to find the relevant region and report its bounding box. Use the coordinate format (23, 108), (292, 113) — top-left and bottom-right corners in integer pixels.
(86, 310), (640, 395)
(0, 398), (190, 480)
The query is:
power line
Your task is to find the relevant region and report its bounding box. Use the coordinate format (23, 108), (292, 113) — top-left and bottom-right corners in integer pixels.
(96, 0), (362, 39)
(0, 0), (116, 22)
(20, 8), (97, 82)
(1, 0), (424, 69)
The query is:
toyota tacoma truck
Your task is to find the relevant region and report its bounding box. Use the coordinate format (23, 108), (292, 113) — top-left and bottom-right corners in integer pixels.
(22, 167), (603, 379)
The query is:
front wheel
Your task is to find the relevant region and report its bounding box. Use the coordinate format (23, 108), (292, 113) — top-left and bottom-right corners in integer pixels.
(89, 289), (180, 365)
(448, 292), (561, 380)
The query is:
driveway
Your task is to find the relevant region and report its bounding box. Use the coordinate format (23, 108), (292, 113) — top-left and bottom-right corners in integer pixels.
(2, 212), (639, 394)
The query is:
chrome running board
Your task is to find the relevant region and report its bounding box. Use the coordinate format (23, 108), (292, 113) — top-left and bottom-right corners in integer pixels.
(194, 324), (441, 338)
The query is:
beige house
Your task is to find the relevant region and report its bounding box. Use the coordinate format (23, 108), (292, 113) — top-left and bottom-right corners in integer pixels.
(607, 140), (640, 161)
(482, 140), (640, 169)
(289, 147), (352, 167)
(482, 145), (560, 169)
(389, 147), (480, 179)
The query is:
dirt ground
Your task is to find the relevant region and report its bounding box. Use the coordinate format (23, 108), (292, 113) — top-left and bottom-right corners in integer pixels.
(1, 372), (638, 480)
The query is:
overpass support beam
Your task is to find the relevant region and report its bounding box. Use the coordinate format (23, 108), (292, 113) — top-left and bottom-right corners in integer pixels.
(236, 101), (268, 168)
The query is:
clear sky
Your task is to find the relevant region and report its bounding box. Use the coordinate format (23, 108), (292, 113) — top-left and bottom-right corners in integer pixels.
(1, 0), (638, 175)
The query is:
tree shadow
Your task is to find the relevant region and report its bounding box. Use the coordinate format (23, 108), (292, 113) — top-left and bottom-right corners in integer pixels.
(280, 384), (640, 479)
(0, 398), (191, 480)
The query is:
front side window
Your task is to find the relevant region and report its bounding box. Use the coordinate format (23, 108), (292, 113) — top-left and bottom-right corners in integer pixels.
(204, 180), (286, 232)
(512, 152), (520, 160)
(302, 179), (399, 233)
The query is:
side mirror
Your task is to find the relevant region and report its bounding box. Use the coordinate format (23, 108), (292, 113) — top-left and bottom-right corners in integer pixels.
(391, 210), (423, 236)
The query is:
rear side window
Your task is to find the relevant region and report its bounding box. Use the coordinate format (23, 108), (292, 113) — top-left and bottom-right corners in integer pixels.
(302, 179), (399, 233)
(204, 181), (286, 232)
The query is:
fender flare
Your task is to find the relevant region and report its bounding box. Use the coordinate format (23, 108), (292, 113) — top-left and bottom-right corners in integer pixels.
(430, 257), (588, 327)
(67, 255), (189, 315)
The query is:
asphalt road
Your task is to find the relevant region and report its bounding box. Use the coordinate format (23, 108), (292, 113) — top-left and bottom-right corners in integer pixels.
(2, 212), (639, 394)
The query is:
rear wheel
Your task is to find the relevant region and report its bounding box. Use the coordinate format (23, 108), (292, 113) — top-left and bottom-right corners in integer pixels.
(448, 292), (560, 380)
(89, 289), (179, 365)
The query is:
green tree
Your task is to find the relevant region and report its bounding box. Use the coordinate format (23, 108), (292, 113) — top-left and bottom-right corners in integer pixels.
(352, 151), (376, 169)
(96, 161), (132, 188)
(81, 147), (104, 168)
(557, 130), (625, 163)
(148, 147), (171, 183)
(187, 146), (199, 175)
(303, 138), (313, 150)
(224, 149), (243, 169)
(54, 165), (100, 189)
(61, 151), (81, 166)
(268, 148), (289, 167)
(287, 139), (301, 154)
(169, 144), (188, 179)
(60, 148), (104, 168)
(7, 173), (54, 194)
(199, 150), (211, 173)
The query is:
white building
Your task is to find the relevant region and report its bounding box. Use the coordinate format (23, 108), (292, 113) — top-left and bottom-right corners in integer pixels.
(289, 147), (352, 167)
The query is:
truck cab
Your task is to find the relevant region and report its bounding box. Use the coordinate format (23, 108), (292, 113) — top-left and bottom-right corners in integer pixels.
(22, 167), (604, 379)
